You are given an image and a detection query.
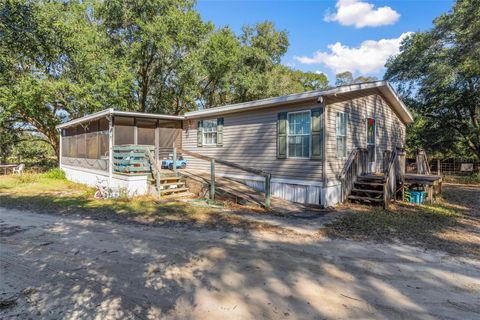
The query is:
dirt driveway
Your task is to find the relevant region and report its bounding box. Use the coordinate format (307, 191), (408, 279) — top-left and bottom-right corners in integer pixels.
(1, 207), (479, 320)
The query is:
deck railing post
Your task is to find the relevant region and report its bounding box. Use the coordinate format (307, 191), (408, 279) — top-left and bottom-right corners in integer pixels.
(172, 146), (177, 173)
(210, 159), (215, 200)
(265, 173), (271, 209)
(156, 170), (161, 198)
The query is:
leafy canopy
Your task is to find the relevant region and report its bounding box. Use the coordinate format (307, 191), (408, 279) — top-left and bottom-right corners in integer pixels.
(385, 0), (480, 159)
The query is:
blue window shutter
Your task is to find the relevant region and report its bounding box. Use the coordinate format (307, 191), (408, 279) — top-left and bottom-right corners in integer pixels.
(277, 112), (287, 158)
(197, 120), (203, 147)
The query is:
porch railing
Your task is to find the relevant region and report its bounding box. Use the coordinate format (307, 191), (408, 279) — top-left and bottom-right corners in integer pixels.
(338, 148), (368, 203)
(383, 148), (406, 209)
(112, 145), (154, 174)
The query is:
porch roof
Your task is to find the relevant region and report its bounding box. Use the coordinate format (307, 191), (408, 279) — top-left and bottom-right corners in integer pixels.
(56, 108), (184, 129)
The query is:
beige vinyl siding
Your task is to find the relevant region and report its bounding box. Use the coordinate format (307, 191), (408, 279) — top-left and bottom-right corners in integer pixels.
(182, 100), (324, 182)
(324, 89), (406, 183)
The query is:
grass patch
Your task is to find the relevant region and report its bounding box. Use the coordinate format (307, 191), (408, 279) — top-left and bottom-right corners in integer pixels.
(324, 202), (461, 242)
(0, 174), (273, 232)
(442, 173), (480, 185)
(43, 168), (66, 180)
(321, 188), (480, 256)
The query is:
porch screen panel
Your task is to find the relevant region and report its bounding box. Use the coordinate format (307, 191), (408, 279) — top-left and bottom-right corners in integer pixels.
(86, 121), (100, 159)
(76, 126), (87, 158)
(137, 119), (156, 145)
(60, 119), (109, 171)
(99, 131), (109, 158)
(114, 117), (134, 145)
(68, 135), (77, 158)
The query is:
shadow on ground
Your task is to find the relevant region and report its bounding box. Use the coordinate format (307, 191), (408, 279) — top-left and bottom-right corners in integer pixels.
(1, 204), (479, 319)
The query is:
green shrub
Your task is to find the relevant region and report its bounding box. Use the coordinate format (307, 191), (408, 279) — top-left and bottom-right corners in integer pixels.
(43, 168), (66, 180)
(15, 173), (40, 184)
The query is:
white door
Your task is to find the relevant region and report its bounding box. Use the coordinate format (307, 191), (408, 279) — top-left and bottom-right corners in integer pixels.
(366, 118), (376, 173)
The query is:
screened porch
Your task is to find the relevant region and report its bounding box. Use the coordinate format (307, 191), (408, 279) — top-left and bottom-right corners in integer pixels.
(59, 110), (184, 175)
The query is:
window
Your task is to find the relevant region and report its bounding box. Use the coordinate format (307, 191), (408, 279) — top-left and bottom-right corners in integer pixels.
(366, 118), (375, 145)
(288, 111), (311, 158)
(366, 118), (376, 163)
(336, 112), (347, 157)
(203, 119), (217, 145)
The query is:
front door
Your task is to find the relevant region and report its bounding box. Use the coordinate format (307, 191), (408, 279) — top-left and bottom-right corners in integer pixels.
(366, 118), (376, 172)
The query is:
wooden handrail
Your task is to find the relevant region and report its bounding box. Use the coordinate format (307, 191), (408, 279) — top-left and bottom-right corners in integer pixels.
(339, 148), (368, 203)
(178, 148), (272, 209)
(178, 148), (269, 177)
(339, 149), (359, 180)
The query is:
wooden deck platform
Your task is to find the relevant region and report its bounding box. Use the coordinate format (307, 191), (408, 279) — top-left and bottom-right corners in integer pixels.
(359, 173), (443, 204)
(404, 173), (442, 185)
(361, 173), (442, 185)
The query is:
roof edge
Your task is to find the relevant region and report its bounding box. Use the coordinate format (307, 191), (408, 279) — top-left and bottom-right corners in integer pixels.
(183, 81), (412, 122)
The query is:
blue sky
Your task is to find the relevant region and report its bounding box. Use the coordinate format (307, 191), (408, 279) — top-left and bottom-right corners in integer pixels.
(196, 0), (454, 83)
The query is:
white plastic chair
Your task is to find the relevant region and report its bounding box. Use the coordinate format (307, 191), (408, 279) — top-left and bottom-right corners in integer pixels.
(13, 164), (25, 175)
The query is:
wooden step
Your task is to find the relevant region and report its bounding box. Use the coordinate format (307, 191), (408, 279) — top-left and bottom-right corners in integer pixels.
(159, 176), (181, 182)
(159, 182), (185, 188)
(351, 188), (383, 194)
(348, 195), (383, 202)
(159, 187), (189, 194)
(354, 181), (384, 187)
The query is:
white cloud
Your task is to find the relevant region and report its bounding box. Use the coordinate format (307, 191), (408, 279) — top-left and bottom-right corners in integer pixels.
(294, 32), (412, 75)
(325, 0), (400, 28)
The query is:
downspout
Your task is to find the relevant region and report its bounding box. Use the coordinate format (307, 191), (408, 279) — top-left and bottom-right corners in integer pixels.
(58, 129), (63, 170)
(108, 108), (114, 190)
(321, 96), (327, 206)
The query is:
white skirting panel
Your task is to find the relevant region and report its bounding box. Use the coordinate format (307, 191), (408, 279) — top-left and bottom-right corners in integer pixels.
(62, 165), (149, 197)
(240, 178), (322, 205)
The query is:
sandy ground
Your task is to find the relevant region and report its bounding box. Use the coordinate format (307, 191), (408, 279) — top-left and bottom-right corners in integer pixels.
(1, 207), (479, 320)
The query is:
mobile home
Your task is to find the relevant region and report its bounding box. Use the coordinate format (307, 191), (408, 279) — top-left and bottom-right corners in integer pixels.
(57, 81), (414, 207)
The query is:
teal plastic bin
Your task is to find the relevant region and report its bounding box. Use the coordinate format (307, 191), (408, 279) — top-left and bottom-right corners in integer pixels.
(409, 191), (426, 204)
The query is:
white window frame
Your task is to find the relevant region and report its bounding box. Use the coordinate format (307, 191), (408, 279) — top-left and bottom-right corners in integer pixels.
(202, 119), (217, 146)
(336, 111), (347, 158)
(365, 117), (377, 163)
(286, 110), (311, 159)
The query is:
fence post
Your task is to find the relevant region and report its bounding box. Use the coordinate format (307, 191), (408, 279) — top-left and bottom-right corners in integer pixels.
(265, 173), (271, 209)
(437, 159), (441, 176)
(172, 146), (177, 173)
(210, 159), (215, 200)
(156, 170), (161, 198)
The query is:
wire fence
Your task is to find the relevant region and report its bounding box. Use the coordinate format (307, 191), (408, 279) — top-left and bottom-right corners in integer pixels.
(406, 158), (479, 175)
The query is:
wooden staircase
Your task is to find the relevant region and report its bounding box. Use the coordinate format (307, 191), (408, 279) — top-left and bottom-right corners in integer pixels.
(340, 148), (405, 208)
(348, 175), (385, 205)
(156, 175), (189, 196)
(143, 149), (190, 197)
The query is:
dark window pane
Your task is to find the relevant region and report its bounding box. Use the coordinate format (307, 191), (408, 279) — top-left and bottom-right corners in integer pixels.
(114, 125), (134, 145)
(86, 120), (99, 133)
(99, 118), (109, 131)
(367, 118), (375, 144)
(115, 117), (134, 126)
(137, 118), (156, 128)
